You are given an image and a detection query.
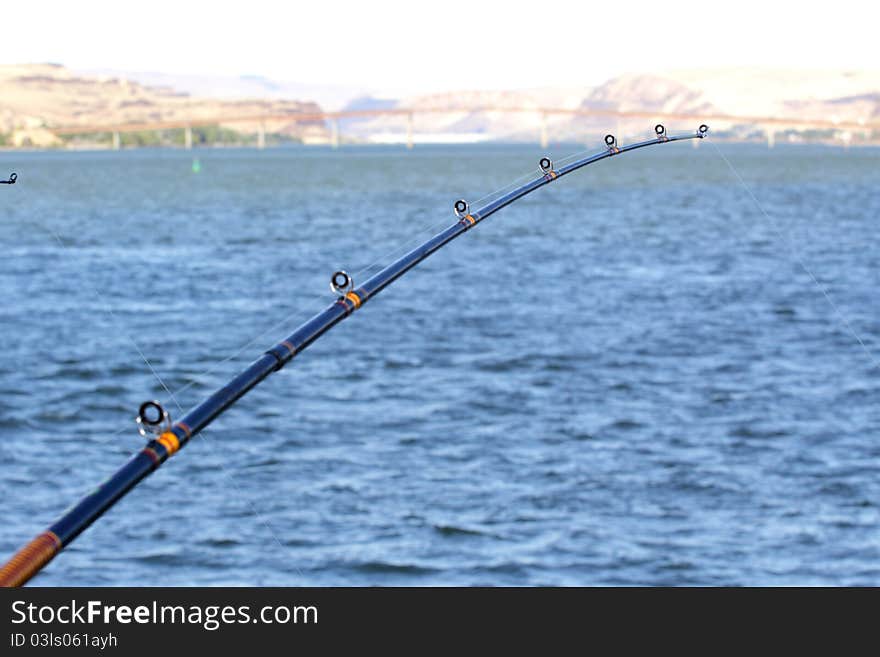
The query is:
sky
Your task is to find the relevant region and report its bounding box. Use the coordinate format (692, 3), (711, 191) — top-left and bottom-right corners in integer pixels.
(2, 0), (877, 96)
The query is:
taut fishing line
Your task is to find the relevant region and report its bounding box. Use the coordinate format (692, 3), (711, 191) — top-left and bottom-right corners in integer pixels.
(169, 143), (590, 403)
(708, 141), (879, 371)
(345, 145), (607, 286)
(5, 179), (294, 575)
(166, 158), (546, 402)
(349, 167), (544, 282)
(167, 125), (667, 404)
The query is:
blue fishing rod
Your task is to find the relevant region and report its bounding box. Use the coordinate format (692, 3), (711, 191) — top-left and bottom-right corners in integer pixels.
(0, 124), (708, 586)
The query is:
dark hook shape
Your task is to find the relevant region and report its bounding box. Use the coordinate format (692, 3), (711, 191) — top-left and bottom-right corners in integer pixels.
(1, 172), (16, 184)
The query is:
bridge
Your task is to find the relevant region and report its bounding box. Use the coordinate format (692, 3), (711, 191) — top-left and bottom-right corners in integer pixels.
(48, 106), (880, 150)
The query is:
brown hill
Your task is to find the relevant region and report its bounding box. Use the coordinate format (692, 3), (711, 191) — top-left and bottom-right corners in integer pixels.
(0, 63), (327, 147)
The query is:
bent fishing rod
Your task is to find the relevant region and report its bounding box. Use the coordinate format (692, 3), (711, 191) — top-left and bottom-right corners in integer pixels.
(0, 123), (708, 586)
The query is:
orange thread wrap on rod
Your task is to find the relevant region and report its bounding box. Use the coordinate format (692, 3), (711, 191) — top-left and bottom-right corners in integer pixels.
(0, 531), (61, 587)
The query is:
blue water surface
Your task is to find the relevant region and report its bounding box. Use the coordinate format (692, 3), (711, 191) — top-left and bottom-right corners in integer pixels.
(0, 140), (878, 585)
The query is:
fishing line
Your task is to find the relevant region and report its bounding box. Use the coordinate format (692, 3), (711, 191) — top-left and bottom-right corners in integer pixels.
(16, 192), (295, 578)
(168, 293), (335, 401)
(170, 147), (576, 401)
(709, 141), (879, 371)
(29, 222), (180, 406)
(162, 163), (540, 401)
(3, 176), (193, 409)
(350, 214), (459, 281)
(535, 122), (632, 173)
(172, 221), (468, 404)
(350, 170), (540, 281)
(171, 128), (666, 402)
(470, 167), (545, 207)
(346, 134), (629, 284)
(174, 126), (688, 399)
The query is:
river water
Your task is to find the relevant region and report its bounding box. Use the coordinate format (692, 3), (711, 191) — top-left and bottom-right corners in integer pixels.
(1, 140), (878, 585)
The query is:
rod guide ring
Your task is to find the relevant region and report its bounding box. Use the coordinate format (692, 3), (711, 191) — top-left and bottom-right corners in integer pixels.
(454, 199), (469, 219)
(604, 134), (617, 148)
(698, 124), (709, 135)
(655, 124), (666, 136)
(539, 157), (553, 173)
(136, 400), (171, 437)
(331, 270), (353, 295)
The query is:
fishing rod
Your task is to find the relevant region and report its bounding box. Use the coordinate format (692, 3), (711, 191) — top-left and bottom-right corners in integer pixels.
(0, 123), (709, 586)
(1, 172), (16, 184)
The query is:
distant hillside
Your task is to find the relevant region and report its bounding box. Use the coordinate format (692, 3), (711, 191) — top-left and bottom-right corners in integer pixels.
(0, 64), (328, 147)
(341, 69), (880, 144)
(1, 64), (878, 148)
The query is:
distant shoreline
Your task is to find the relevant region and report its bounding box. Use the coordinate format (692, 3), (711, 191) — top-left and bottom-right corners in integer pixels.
(1, 137), (878, 154)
